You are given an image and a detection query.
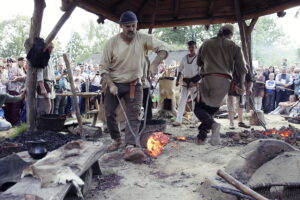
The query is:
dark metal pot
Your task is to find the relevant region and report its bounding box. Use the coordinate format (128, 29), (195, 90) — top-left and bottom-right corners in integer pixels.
(27, 140), (48, 159)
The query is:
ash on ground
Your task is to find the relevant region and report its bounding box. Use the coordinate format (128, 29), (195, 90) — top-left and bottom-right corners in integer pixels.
(5, 130), (80, 151)
(96, 174), (123, 191)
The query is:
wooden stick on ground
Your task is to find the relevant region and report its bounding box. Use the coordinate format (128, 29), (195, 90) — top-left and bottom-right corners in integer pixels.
(63, 54), (84, 139)
(217, 169), (269, 200)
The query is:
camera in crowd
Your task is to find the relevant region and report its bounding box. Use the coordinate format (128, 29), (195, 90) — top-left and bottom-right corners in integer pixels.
(96, 71), (100, 76)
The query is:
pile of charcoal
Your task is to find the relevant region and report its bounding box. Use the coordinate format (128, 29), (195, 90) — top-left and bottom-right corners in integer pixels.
(5, 130), (80, 151)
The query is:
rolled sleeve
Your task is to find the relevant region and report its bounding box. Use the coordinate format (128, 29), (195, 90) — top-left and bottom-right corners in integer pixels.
(144, 34), (168, 54)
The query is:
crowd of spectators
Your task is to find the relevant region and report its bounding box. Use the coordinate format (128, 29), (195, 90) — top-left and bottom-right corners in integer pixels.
(0, 57), (103, 125)
(254, 59), (300, 117)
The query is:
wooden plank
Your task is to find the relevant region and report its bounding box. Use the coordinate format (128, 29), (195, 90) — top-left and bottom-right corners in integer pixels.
(4, 141), (106, 200)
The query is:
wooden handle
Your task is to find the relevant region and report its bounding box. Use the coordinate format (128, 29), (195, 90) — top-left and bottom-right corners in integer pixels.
(63, 54), (85, 140)
(217, 169), (269, 200)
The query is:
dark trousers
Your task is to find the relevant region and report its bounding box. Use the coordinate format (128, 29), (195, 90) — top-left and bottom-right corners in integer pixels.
(264, 92), (275, 113)
(275, 90), (290, 107)
(194, 101), (219, 140)
(104, 83), (142, 145)
(143, 88), (152, 120)
(5, 91), (21, 125)
(54, 95), (67, 115)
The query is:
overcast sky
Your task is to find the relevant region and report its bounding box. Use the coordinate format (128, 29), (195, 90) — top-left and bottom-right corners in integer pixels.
(0, 0), (300, 47)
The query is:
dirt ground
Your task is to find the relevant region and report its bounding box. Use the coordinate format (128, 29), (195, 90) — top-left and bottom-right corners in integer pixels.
(84, 113), (300, 200)
(1, 113), (298, 199)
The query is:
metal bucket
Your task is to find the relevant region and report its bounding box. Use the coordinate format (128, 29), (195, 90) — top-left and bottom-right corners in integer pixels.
(37, 114), (66, 132)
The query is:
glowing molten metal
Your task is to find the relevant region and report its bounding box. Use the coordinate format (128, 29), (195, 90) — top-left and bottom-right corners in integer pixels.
(176, 136), (186, 141)
(146, 132), (169, 158)
(262, 129), (293, 139)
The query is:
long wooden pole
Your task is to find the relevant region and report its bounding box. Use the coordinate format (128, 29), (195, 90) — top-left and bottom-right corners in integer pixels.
(63, 54), (85, 139)
(217, 170), (269, 200)
(25, 0), (46, 131)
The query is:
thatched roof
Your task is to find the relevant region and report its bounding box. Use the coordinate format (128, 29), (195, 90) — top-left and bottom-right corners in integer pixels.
(76, 0), (300, 28)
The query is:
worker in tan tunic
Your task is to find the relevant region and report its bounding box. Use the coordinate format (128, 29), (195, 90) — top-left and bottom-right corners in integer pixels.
(195, 24), (247, 145)
(99, 11), (168, 161)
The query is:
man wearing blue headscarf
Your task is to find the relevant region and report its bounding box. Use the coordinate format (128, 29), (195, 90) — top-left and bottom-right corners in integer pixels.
(100, 11), (168, 161)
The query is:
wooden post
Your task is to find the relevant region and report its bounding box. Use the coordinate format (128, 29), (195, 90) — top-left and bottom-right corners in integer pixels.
(63, 54), (85, 139)
(234, 0), (249, 64)
(25, 0), (46, 131)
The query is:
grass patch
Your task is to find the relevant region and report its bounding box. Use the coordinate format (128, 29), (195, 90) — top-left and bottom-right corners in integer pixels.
(9, 123), (28, 138)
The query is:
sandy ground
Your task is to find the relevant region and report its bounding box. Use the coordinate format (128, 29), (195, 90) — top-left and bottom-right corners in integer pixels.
(84, 113), (300, 200)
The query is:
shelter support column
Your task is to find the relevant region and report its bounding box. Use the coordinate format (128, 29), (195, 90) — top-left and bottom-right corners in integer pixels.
(25, 0), (46, 131)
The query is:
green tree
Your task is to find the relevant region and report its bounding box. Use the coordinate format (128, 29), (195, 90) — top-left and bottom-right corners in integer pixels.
(65, 31), (89, 63)
(0, 15), (30, 57)
(82, 20), (120, 53)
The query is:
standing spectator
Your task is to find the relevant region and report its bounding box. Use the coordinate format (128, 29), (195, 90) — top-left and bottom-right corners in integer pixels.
(89, 65), (101, 92)
(5, 58), (26, 125)
(36, 44), (56, 116)
(17, 57), (27, 75)
(253, 68), (265, 110)
(71, 67), (84, 118)
(275, 67), (293, 107)
(54, 63), (68, 115)
(282, 58), (288, 67)
(0, 60), (8, 92)
(264, 73), (276, 113)
(263, 67), (269, 81)
(294, 71), (300, 99)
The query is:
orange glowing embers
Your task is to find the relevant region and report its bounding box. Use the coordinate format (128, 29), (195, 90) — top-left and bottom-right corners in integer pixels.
(146, 132), (169, 158)
(175, 136), (186, 141)
(262, 129), (293, 139)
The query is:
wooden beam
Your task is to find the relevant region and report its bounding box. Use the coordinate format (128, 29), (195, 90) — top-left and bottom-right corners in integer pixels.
(248, 18), (258, 33)
(234, 0), (249, 64)
(148, 0), (158, 33)
(207, 0), (216, 16)
(173, 0), (180, 19)
(24, 0), (46, 131)
(136, 0), (148, 16)
(110, 0), (125, 12)
(79, 1), (119, 23)
(45, 0), (79, 47)
(138, 15), (236, 29)
(63, 54), (84, 139)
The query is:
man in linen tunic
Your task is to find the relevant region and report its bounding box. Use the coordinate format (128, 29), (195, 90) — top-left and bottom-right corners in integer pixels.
(99, 11), (168, 161)
(195, 24), (247, 145)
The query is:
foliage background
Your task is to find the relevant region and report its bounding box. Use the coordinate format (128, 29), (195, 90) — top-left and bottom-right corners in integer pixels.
(0, 15), (298, 67)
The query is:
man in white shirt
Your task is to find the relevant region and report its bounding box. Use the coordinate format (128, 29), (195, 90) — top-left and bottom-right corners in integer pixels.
(100, 11), (168, 161)
(173, 41), (200, 127)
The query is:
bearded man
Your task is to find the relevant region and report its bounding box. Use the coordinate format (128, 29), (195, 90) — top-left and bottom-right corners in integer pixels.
(195, 24), (248, 145)
(99, 11), (168, 161)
